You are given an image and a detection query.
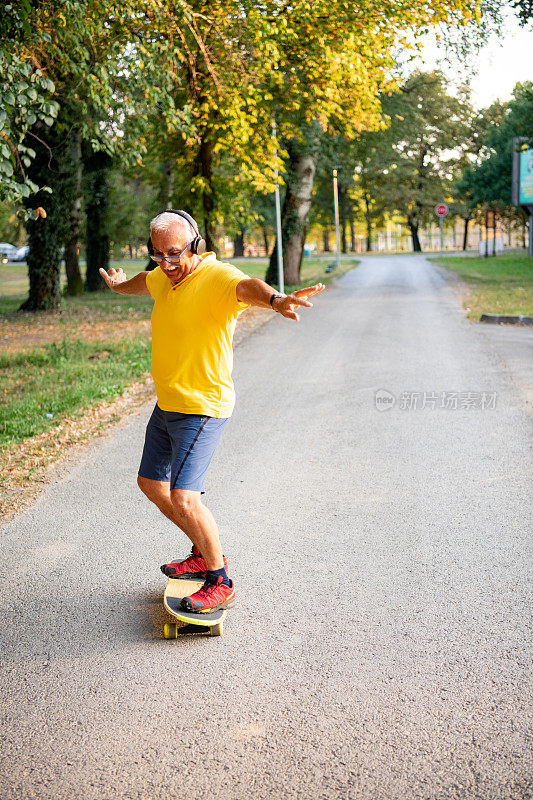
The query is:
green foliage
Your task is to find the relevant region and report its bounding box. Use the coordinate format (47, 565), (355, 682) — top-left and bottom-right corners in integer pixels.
(511, 0), (533, 25)
(456, 82), (533, 211)
(449, 100), (508, 222)
(0, 52), (58, 204)
(106, 168), (160, 257)
(1, 0), (196, 209)
(379, 71), (472, 231)
(310, 70), (474, 252)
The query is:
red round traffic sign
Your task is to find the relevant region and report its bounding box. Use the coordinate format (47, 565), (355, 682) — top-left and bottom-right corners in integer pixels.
(435, 203), (448, 217)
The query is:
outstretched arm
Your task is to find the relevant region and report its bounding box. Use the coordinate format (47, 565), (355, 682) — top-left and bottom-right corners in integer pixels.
(98, 267), (151, 296)
(236, 277), (325, 321)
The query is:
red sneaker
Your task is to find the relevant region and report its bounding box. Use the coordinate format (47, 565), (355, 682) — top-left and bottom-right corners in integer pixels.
(160, 545), (228, 579)
(180, 576), (235, 613)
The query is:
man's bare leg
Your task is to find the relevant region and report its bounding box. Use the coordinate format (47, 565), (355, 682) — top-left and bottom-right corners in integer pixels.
(137, 476), (224, 570)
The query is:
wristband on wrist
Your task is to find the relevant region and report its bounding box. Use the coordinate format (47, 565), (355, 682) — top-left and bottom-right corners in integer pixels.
(269, 292), (285, 311)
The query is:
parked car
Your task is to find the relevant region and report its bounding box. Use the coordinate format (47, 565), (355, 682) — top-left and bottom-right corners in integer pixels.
(10, 245), (30, 262)
(0, 242), (17, 263)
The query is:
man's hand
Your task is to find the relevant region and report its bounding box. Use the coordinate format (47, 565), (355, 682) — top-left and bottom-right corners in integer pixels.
(273, 283), (325, 321)
(98, 268), (150, 296)
(99, 267), (128, 291)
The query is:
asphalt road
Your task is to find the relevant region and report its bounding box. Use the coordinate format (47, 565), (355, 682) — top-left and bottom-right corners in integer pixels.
(1, 254), (531, 800)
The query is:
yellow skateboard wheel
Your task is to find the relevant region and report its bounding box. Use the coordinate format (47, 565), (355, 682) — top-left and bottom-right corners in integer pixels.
(210, 622), (223, 637)
(163, 623), (178, 639)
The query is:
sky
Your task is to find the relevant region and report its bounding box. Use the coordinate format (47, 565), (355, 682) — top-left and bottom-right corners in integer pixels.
(414, 8), (532, 109)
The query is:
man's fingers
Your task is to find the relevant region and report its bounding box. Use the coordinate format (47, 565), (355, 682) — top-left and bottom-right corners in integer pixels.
(293, 282), (324, 298)
(292, 296), (313, 307)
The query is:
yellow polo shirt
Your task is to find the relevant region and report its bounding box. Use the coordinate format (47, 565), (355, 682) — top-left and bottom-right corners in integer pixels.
(145, 252), (250, 418)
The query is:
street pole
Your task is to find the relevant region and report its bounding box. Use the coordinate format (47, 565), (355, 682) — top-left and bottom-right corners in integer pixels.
(272, 119), (284, 293)
(434, 204), (448, 253)
(333, 168), (341, 271)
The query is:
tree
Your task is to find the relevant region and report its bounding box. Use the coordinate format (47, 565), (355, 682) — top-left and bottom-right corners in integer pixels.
(264, 0), (481, 282)
(455, 82), (533, 246)
(7, 0), (190, 308)
(83, 145), (113, 291)
(450, 101), (507, 249)
(63, 130), (84, 295)
(266, 121), (321, 284)
(369, 71), (472, 251)
(20, 121), (73, 310)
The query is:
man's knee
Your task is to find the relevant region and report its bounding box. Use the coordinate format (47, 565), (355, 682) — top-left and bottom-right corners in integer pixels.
(137, 475), (166, 503)
(171, 490), (199, 519)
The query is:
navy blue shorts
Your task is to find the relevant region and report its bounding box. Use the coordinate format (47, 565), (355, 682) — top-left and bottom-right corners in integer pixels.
(138, 404), (229, 494)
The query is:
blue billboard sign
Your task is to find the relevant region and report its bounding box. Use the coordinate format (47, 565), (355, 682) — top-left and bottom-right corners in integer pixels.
(519, 147), (533, 205)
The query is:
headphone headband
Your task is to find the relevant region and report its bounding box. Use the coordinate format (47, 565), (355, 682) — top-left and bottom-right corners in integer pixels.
(147, 209), (206, 257)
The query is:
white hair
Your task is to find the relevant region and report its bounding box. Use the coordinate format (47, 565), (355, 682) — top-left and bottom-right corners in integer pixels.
(149, 211), (196, 242)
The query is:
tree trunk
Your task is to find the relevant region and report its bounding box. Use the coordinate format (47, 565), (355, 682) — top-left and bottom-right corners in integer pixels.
(323, 227), (330, 252)
(408, 218), (422, 252)
(84, 147), (112, 291)
(266, 131), (319, 287)
(364, 193), (372, 252)
(233, 229), (245, 258)
(64, 130), (84, 296)
(19, 122), (72, 311)
(198, 136), (216, 251)
(159, 159), (174, 209)
(462, 217), (470, 251)
(350, 219), (356, 252)
(21, 214), (63, 311)
(261, 226), (270, 257)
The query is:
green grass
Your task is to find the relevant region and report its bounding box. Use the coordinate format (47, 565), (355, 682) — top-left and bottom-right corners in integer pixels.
(0, 337), (151, 447)
(0, 259), (151, 315)
(429, 253), (533, 319)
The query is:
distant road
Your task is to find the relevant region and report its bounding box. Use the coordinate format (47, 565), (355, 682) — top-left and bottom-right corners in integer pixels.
(1, 254), (531, 800)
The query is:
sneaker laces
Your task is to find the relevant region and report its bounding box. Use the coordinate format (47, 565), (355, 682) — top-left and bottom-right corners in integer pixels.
(200, 577), (222, 595)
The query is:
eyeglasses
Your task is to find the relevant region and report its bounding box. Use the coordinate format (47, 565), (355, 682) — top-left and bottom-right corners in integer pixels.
(150, 239), (194, 265)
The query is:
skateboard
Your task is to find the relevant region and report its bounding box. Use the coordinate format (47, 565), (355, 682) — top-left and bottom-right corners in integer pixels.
(163, 575), (227, 638)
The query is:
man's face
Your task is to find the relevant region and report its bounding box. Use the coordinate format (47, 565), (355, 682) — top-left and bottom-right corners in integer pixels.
(150, 226), (198, 285)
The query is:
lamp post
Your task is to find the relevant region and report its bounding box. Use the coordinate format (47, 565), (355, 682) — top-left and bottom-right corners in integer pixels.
(333, 167), (341, 271)
(272, 118), (284, 293)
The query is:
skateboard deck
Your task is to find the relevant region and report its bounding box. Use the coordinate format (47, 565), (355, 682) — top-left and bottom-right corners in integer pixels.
(163, 576), (227, 638)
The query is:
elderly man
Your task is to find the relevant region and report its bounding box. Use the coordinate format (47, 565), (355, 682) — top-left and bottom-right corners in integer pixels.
(99, 210), (324, 612)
